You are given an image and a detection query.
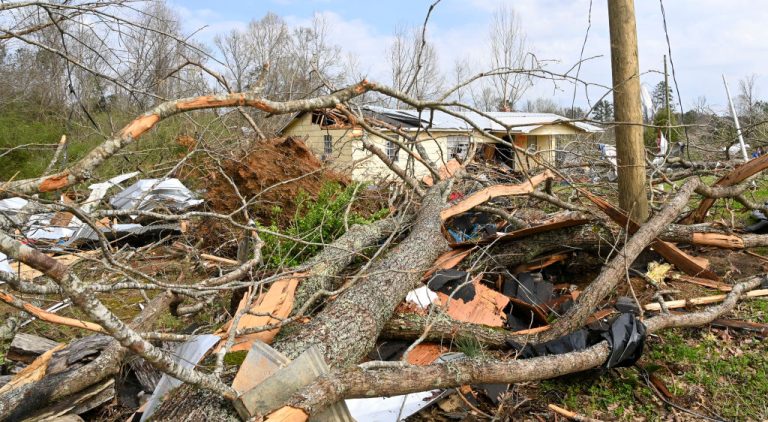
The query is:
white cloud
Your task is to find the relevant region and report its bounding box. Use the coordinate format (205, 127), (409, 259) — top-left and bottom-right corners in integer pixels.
(173, 0), (768, 110)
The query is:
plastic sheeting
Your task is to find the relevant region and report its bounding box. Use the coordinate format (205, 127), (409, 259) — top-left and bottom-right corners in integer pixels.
(427, 269), (476, 302)
(140, 335), (220, 422)
(508, 313), (647, 369)
(0, 252), (12, 274)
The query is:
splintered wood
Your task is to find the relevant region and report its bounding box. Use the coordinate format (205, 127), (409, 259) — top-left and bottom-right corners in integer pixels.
(0, 292), (105, 333)
(219, 276), (300, 352)
(440, 170), (554, 221)
(422, 159), (462, 186)
(581, 190), (720, 280)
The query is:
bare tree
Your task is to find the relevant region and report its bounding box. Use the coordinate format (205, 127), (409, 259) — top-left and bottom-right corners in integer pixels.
(488, 4), (531, 111)
(386, 25), (444, 105)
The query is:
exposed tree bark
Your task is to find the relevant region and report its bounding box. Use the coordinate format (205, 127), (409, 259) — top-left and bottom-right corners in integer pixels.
(273, 184), (449, 364)
(532, 179), (699, 343)
(263, 276), (765, 418)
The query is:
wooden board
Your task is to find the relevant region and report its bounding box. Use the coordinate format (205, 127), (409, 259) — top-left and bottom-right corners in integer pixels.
(219, 277), (299, 352)
(440, 170), (554, 221)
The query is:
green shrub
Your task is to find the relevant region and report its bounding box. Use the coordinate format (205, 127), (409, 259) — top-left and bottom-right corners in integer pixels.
(259, 182), (386, 268)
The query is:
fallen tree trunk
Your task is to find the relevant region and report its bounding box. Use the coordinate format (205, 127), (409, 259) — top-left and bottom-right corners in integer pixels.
(532, 179), (702, 343)
(292, 215), (408, 312)
(151, 183), (450, 419)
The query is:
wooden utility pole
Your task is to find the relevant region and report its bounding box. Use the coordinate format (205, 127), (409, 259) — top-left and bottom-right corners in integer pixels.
(608, 0), (649, 222)
(664, 55), (671, 144)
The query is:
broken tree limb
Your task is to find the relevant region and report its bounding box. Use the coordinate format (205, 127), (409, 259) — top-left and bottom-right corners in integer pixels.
(0, 231), (236, 402)
(660, 224), (768, 249)
(0, 291), (106, 333)
(439, 170), (554, 221)
(3, 81), (376, 196)
(150, 183), (451, 420)
(273, 184), (449, 365)
(683, 154), (768, 224)
(643, 288), (768, 311)
(260, 276), (765, 418)
(582, 188), (720, 280)
(534, 180), (702, 343)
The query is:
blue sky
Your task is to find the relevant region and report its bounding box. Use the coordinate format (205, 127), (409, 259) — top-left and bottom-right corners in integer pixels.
(169, 0), (768, 112)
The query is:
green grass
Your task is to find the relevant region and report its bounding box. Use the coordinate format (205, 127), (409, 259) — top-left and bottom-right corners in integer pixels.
(539, 314), (768, 420)
(0, 107), (230, 185)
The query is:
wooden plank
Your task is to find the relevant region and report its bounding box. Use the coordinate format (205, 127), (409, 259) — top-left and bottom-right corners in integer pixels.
(16, 250), (99, 280)
(644, 289), (768, 311)
(582, 190), (720, 280)
(219, 277), (300, 352)
(668, 273), (733, 291)
(440, 170), (554, 221)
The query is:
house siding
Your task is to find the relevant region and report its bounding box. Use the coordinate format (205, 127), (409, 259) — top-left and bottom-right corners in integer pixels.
(282, 112), (592, 181)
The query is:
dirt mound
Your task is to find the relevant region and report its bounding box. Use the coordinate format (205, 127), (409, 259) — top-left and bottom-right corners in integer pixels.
(207, 137), (349, 223)
(194, 137), (350, 255)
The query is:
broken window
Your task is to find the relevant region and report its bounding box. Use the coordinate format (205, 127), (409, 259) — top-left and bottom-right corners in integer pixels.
(323, 134), (333, 156)
(386, 140), (399, 162)
(311, 111), (334, 126)
(447, 135), (470, 159)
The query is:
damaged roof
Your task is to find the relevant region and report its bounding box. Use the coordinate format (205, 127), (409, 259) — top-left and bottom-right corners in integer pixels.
(281, 106), (603, 135)
(363, 106), (603, 134)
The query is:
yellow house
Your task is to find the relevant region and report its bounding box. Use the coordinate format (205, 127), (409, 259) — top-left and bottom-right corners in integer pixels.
(279, 106), (602, 182)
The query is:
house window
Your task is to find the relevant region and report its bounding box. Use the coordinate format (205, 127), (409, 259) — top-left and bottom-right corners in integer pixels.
(527, 136), (538, 152)
(447, 135), (470, 159)
(386, 140), (399, 162)
(323, 134), (333, 155)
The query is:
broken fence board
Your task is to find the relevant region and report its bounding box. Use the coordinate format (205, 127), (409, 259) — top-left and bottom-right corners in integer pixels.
(440, 170), (554, 221)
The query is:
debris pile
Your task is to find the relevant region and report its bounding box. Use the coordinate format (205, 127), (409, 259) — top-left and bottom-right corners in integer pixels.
(3, 139), (768, 421)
